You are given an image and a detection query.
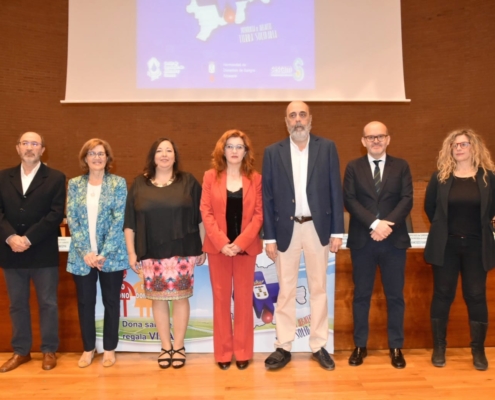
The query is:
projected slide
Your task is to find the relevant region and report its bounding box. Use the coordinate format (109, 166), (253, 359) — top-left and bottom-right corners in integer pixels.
(137, 0), (315, 89)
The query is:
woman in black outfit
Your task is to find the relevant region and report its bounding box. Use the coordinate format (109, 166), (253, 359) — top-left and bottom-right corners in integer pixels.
(124, 138), (205, 369)
(424, 128), (495, 371)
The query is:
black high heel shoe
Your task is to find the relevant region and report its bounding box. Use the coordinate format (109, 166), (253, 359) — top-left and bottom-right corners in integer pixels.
(158, 348), (173, 369)
(171, 347), (186, 369)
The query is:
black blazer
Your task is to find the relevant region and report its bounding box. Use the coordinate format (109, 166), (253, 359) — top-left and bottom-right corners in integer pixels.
(344, 155), (413, 250)
(262, 134), (344, 252)
(424, 169), (495, 271)
(0, 163), (66, 269)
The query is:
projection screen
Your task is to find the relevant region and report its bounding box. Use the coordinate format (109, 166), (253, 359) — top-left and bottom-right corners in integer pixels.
(63, 0), (408, 103)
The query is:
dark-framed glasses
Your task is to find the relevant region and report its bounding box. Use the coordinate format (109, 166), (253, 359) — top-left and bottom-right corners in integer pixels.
(451, 142), (470, 150)
(364, 134), (389, 143)
(225, 144), (245, 151)
(18, 141), (41, 147)
(87, 151), (106, 158)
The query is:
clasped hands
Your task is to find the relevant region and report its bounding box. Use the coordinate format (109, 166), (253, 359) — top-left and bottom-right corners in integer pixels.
(7, 235), (30, 252)
(84, 252), (106, 270)
(221, 243), (242, 257)
(370, 220), (395, 241)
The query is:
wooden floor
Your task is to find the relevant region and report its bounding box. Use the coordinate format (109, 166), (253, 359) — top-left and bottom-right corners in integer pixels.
(1, 349), (494, 399)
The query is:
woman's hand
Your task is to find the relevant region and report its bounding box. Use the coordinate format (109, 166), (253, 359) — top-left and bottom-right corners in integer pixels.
(83, 252), (99, 268)
(128, 253), (140, 274)
(221, 244), (236, 257)
(195, 253), (206, 266)
(227, 243), (242, 256)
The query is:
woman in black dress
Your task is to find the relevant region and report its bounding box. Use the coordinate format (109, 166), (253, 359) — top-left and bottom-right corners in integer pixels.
(424, 128), (495, 371)
(124, 138), (205, 369)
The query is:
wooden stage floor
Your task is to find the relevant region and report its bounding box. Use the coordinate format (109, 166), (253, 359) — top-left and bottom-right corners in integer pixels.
(1, 349), (494, 399)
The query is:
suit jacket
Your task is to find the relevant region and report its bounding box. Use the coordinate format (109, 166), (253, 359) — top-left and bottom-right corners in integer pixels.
(200, 169), (263, 255)
(0, 163), (66, 269)
(67, 173), (129, 275)
(262, 134), (344, 252)
(344, 155), (413, 249)
(424, 169), (495, 271)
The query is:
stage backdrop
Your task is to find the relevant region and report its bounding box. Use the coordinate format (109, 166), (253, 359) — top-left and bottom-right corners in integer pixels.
(94, 250), (336, 354)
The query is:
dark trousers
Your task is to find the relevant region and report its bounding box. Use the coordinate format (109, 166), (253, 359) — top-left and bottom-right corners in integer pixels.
(3, 266), (59, 355)
(431, 236), (487, 323)
(351, 239), (406, 348)
(72, 268), (124, 351)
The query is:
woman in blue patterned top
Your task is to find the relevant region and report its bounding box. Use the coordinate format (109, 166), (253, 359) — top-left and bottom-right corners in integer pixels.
(67, 138), (128, 368)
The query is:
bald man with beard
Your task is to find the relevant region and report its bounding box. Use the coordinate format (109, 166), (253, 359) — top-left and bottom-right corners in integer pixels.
(262, 101), (344, 371)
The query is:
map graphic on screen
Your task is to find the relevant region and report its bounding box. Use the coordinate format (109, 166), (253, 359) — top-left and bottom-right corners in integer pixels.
(137, 0), (315, 89)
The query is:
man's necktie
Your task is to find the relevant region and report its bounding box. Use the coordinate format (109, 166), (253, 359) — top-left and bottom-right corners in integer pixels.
(373, 160), (381, 194)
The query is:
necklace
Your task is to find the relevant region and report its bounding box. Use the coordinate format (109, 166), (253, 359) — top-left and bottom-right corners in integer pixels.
(151, 176), (175, 187)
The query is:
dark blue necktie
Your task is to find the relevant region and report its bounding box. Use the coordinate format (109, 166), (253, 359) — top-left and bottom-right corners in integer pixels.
(373, 160), (381, 194)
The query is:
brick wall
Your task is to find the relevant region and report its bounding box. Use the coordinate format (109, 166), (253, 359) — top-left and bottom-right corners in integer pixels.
(1, 0), (495, 226)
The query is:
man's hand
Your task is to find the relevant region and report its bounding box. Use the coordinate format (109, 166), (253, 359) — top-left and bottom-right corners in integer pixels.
(265, 243), (278, 261)
(7, 235), (30, 252)
(370, 220), (394, 241)
(329, 237), (342, 253)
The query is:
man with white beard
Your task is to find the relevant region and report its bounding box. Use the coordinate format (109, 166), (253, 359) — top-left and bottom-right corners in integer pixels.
(262, 101), (344, 370)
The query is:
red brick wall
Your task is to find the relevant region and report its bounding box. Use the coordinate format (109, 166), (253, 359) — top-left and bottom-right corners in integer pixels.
(1, 0), (495, 222)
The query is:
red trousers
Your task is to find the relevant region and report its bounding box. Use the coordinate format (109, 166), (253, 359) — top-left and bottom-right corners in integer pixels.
(207, 252), (256, 362)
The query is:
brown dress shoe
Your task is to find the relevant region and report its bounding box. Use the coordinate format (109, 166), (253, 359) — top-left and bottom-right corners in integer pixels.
(0, 353), (32, 373)
(42, 352), (57, 370)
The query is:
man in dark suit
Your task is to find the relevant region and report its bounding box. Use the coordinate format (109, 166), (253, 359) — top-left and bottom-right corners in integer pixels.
(344, 121), (413, 369)
(0, 132), (66, 373)
(262, 101), (344, 370)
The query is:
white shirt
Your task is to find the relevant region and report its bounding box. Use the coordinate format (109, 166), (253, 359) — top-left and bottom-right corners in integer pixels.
(87, 183), (102, 253)
(290, 136), (311, 217)
(264, 136), (342, 244)
(367, 154), (386, 230)
(20, 162), (42, 194)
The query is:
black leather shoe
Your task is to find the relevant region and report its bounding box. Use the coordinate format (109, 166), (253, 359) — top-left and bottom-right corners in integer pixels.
(312, 347), (335, 371)
(236, 360), (249, 370)
(390, 348), (406, 369)
(348, 347), (367, 366)
(217, 361), (231, 370)
(265, 348), (291, 370)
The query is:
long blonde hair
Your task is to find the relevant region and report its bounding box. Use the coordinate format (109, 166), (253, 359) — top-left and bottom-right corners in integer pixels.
(437, 128), (495, 184)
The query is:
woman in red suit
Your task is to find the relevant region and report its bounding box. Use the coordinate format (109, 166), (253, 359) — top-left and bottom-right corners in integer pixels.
(200, 129), (263, 370)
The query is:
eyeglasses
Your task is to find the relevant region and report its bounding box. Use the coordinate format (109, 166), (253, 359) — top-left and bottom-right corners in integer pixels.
(363, 134), (389, 142)
(451, 142), (470, 150)
(87, 151), (106, 158)
(225, 144), (245, 151)
(18, 141), (41, 147)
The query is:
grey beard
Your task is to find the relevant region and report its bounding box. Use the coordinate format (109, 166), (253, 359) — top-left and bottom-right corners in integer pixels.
(289, 123), (311, 142)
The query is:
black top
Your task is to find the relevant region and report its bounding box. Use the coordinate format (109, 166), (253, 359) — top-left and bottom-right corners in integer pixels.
(124, 172), (202, 260)
(448, 176), (481, 238)
(226, 188), (243, 242)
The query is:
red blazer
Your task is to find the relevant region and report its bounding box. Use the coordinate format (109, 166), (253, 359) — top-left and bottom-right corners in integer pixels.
(200, 169), (263, 256)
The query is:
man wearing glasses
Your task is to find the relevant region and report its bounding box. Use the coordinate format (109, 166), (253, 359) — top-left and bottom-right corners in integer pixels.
(0, 132), (65, 372)
(343, 121), (413, 369)
(262, 101), (344, 370)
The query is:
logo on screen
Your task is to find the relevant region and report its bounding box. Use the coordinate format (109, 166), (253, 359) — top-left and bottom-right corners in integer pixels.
(147, 57), (162, 81)
(293, 58), (305, 82)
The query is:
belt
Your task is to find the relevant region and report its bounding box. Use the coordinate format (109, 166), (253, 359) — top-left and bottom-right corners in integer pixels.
(449, 234), (468, 239)
(294, 216), (313, 224)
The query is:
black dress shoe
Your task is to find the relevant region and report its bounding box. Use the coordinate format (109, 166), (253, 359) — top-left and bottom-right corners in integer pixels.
(390, 348), (406, 369)
(312, 347), (335, 371)
(348, 347), (367, 366)
(236, 360), (249, 370)
(265, 348), (291, 370)
(217, 361), (231, 370)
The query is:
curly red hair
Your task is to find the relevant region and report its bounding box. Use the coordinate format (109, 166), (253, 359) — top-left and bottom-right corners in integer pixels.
(211, 129), (256, 179)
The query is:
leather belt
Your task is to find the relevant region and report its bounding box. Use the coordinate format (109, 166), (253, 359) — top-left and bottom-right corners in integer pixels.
(294, 216), (313, 224)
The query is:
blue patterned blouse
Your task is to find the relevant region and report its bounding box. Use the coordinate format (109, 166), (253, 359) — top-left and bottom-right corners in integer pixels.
(66, 173), (129, 275)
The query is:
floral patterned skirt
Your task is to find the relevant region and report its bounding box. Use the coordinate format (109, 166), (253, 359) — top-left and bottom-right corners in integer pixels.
(141, 256), (196, 301)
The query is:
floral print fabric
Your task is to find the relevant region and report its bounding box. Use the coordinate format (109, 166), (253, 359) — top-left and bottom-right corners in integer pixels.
(141, 256), (196, 300)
